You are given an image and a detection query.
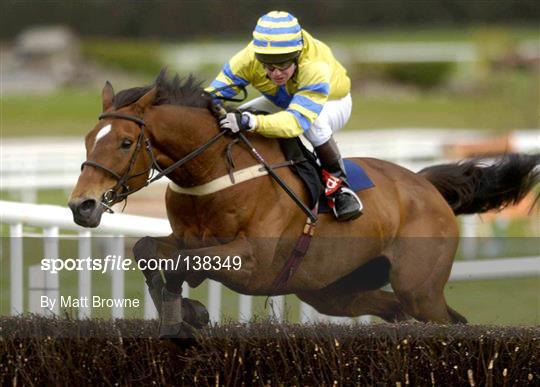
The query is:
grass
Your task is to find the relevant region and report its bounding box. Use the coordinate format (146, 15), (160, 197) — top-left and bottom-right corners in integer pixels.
(1, 89), (99, 137)
(348, 72), (539, 131)
(445, 277), (539, 325)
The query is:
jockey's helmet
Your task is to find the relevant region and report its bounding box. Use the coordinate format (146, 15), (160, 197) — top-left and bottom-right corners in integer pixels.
(252, 11), (303, 64)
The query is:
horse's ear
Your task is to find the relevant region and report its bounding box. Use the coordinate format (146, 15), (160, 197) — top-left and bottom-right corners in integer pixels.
(135, 87), (157, 114)
(102, 81), (114, 112)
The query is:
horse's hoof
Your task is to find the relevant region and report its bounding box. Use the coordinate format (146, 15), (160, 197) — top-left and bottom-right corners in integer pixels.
(159, 321), (196, 339)
(182, 298), (210, 329)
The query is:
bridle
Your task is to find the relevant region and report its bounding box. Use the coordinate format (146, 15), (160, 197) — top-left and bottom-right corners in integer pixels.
(81, 111), (228, 213)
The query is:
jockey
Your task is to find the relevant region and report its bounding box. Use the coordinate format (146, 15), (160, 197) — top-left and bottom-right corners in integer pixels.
(206, 11), (362, 221)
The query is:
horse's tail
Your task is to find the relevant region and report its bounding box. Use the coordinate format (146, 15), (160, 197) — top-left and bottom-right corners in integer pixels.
(418, 153), (540, 215)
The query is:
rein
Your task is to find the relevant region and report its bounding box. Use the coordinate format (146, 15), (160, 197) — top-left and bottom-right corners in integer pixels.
(84, 109), (317, 292)
(81, 112), (227, 212)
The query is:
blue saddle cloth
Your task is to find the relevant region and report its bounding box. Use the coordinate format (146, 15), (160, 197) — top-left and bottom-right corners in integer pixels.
(343, 159), (375, 192)
(318, 159), (375, 214)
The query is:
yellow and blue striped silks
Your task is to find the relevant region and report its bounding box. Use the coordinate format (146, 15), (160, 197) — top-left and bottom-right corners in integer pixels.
(206, 28), (351, 138)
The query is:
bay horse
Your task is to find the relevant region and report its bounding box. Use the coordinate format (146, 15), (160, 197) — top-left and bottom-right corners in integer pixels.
(69, 70), (539, 337)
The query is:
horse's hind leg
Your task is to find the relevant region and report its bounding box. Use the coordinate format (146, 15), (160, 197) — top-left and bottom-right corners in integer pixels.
(297, 288), (409, 322)
(387, 235), (467, 324)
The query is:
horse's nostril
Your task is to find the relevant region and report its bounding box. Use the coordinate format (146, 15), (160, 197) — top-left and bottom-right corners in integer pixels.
(78, 199), (97, 216)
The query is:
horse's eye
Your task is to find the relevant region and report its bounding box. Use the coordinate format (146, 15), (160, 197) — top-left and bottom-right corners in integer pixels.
(121, 139), (133, 149)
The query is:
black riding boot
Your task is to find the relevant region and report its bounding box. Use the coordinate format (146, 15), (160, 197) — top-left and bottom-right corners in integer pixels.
(315, 137), (363, 221)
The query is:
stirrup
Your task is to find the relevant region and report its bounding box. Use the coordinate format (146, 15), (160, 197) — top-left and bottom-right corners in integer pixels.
(332, 187), (363, 221)
(340, 187), (363, 211)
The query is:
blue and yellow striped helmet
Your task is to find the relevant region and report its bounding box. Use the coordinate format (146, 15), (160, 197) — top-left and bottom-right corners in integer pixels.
(252, 11), (303, 61)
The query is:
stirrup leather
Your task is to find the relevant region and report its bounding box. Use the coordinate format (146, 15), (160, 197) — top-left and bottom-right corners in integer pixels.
(322, 169), (343, 199)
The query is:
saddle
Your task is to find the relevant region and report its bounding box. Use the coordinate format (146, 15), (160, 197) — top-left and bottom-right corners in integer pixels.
(237, 107), (374, 213)
(278, 138), (375, 213)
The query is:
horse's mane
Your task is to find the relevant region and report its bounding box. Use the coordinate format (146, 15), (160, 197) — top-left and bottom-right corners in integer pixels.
(112, 68), (213, 111)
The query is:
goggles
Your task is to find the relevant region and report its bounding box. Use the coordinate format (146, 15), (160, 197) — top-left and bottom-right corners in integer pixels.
(261, 60), (295, 72)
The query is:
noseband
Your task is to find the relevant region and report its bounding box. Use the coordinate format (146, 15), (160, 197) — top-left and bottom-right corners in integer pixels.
(81, 111), (228, 213)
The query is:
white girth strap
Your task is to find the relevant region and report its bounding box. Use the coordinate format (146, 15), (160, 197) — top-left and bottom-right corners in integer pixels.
(168, 164), (269, 196)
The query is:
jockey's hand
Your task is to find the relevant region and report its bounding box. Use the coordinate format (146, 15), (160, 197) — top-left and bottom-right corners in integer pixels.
(219, 111), (257, 133)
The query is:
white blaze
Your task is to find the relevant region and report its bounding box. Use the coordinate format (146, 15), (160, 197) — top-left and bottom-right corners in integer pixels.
(94, 124), (112, 148)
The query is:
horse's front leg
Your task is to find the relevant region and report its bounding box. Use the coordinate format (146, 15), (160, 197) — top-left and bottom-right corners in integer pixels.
(135, 234), (257, 338)
(132, 235), (208, 337)
(161, 235), (256, 332)
(133, 235), (178, 312)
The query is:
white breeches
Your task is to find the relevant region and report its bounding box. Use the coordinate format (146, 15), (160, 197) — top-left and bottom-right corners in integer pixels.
(239, 93), (352, 147)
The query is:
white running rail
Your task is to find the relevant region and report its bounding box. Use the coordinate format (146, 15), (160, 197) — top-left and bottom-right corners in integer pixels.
(1, 201), (539, 323)
(3, 130), (537, 201)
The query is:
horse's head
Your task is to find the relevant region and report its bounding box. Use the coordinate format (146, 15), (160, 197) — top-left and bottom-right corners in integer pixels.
(68, 82), (157, 227)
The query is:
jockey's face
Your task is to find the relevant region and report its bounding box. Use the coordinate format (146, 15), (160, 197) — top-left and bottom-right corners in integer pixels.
(263, 61), (296, 86)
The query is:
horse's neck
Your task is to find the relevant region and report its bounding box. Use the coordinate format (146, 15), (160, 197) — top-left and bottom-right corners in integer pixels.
(146, 105), (286, 189)
(147, 105), (228, 187)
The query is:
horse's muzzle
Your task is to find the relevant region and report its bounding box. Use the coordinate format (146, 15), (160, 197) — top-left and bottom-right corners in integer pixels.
(68, 197), (104, 228)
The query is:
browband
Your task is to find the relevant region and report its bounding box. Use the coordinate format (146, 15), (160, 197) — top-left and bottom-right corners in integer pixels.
(99, 112), (146, 127)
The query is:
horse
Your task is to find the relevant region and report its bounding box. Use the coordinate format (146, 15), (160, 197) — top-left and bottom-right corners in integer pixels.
(68, 70), (539, 337)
